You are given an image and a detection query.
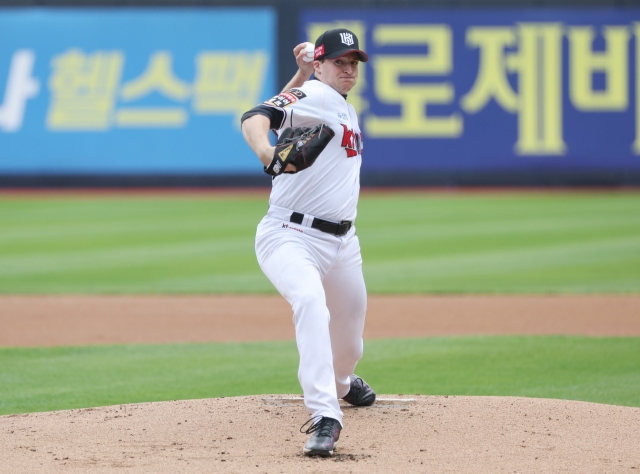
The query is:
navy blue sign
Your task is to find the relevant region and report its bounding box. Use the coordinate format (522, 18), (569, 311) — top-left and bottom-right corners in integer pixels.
(301, 9), (640, 173)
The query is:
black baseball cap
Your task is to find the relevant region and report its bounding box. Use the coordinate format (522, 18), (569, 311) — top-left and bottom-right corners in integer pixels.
(314, 28), (369, 62)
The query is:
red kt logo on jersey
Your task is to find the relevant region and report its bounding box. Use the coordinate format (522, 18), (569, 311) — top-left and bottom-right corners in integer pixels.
(341, 124), (362, 158)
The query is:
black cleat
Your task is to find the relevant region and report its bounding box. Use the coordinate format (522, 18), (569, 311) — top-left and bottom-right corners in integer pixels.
(301, 416), (341, 457)
(342, 375), (376, 406)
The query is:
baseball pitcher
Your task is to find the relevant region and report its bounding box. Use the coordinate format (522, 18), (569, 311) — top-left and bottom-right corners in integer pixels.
(240, 28), (376, 457)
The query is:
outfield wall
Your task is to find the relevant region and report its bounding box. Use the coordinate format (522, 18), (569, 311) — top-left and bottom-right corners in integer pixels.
(1, 4), (639, 186)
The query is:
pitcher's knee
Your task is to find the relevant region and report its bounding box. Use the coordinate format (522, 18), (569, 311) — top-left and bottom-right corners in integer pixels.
(292, 293), (326, 314)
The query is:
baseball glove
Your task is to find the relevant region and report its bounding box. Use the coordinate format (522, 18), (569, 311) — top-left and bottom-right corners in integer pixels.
(265, 123), (335, 176)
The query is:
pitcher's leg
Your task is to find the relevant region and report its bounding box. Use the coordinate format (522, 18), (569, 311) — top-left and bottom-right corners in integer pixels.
(257, 238), (343, 424)
(324, 244), (367, 399)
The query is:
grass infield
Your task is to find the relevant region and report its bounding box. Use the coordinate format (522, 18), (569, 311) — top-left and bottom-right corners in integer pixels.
(0, 191), (638, 294)
(1, 336), (639, 415)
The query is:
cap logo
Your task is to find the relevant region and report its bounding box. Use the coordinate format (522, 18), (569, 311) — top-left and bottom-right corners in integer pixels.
(340, 32), (354, 46)
(314, 45), (324, 59)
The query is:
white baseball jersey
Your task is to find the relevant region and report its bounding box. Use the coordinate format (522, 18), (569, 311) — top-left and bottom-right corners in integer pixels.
(250, 78), (368, 427)
(262, 79), (363, 222)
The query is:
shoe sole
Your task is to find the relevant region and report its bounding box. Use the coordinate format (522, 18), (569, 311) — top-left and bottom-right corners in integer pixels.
(303, 447), (334, 457)
(360, 393), (376, 406)
(344, 392), (376, 407)
(303, 441), (338, 457)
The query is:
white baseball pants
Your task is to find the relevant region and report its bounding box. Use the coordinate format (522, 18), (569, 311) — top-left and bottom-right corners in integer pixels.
(255, 205), (367, 426)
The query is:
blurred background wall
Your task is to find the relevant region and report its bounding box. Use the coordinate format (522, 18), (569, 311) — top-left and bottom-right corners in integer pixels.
(1, 0), (639, 186)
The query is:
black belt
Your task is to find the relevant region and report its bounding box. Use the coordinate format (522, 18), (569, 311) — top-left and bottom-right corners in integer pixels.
(290, 212), (352, 236)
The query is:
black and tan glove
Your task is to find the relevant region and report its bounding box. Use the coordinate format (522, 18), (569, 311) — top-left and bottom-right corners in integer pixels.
(265, 123), (335, 176)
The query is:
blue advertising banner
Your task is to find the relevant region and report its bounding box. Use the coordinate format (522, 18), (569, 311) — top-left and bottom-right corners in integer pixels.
(301, 9), (640, 174)
(0, 8), (275, 174)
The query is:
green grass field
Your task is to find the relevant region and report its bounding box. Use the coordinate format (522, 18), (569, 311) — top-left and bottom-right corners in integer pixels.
(1, 336), (639, 415)
(1, 191), (639, 293)
(1, 191), (639, 414)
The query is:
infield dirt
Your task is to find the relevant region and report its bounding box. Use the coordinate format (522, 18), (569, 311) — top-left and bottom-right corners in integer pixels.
(1, 295), (639, 472)
(1, 294), (639, 347)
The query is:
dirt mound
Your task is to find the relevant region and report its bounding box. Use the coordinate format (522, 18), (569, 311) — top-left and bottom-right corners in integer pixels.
(2, 395), (638, 473)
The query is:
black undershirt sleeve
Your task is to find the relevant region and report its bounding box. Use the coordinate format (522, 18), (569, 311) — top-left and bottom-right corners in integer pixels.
(240, 105), (285, 130)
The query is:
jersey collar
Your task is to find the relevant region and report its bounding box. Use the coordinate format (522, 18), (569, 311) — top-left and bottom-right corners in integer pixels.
(311, 75), (347, 100)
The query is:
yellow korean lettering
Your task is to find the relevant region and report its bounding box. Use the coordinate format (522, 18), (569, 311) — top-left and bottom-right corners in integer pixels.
(568, 26), (629, 111)
(460, 27), (518, 113)
(115, 108), (188, 127)
(510, 23), (565, 155)
(306, 21), (368, 117)
(120, 52), (190, 101)
(192, 51), (267, 124)
(47, 49), (123, 131)
(117, 51), (190, 127)
(461, 24), (565, 155)
(366, 25), (462, 138)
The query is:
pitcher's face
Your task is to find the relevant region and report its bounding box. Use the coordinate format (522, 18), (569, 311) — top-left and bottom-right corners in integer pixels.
(314, 52), (360, 95)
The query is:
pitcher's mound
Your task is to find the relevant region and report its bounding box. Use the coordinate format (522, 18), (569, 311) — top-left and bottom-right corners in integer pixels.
(2, 395), (639, 473)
